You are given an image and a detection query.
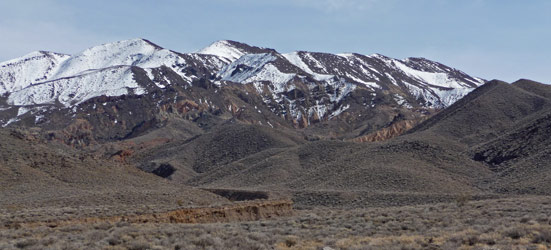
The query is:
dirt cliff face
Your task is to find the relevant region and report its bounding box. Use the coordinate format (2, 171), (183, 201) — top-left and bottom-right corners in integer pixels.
(8, 200), (293, 229)
(352, 118), (426, 142)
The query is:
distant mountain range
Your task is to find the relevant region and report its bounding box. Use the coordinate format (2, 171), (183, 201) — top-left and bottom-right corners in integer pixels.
(1, 38), (551, 210)
(0, 39), (484, 141)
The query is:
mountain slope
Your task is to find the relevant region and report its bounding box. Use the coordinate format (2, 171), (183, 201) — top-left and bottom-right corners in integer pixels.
(408, 80), (551, 146)
(397, 79), (551, 195)
(168, 79), (551, 200)
(9, 66), (145, 107)
(0, 38), (485, 142)
(187, 138), (491, 194)
(0, 128), (226, 209)
(198, 40), (276, 63)
(467, 80), (551, 194)
(0, 51), (70, 95)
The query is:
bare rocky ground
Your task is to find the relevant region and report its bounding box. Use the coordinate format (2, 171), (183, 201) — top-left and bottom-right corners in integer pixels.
(1, 196), (550, 249)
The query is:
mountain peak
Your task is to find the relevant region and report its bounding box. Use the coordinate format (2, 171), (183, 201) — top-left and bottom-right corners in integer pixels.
(80, 38), (162, 56)
(47, 38), (172, 80)
(0, 50), (66, 67)
(198, 40), (275, 63)
(198, 40), (251, 63)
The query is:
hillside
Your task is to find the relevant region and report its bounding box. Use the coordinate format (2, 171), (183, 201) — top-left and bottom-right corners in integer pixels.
(408, 80), (551, 146)
(0, 128), (226, 210)
(112, 79), (551, 207)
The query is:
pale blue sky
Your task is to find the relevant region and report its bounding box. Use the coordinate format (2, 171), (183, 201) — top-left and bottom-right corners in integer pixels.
(0, 0), (549, 83)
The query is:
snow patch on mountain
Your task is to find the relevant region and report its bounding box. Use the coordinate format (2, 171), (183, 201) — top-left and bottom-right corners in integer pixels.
(403, 81), (472, 108)
(9, 66), (145, 107)
(144, 68), (166, 89)
(329, 104), (350, 120)
(284, 52), (380, 89)
(327, 78), (357, 103)
(282, 52), (334, 81)
(218, 53), (295, 91)
(393, 59), (473, 89)
(188, 53), (228, 72)
(432, 87), (473, 107)
(0, 51), (70, 95)
(0, 38), (216, 99)
(49, 39), (195, 82)
(198, 40), (246, 63)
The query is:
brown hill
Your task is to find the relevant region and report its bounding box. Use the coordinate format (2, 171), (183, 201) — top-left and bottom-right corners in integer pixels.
(130, 120), (494, 205)
(127, 123), (304, 182)
(468, 80), (551, 194)
(140, 79), (551, 202)
(406, 79), (551, 195)
(0, 128), (226, 210)
(474, 110), (551, 194)
(408, 80), (551, 147)
(188, 139), (492, 194)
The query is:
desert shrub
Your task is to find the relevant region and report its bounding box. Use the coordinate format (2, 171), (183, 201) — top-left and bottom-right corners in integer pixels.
(39, 237), (56, 247)
(59, 224), (85, 232)
(223, 236), (268, 250)
(115, 221), (130, 227)
(466, 235), (479, 246)
(126, 240), (151, 250)
(86, 230), (108, 241)
(192, 235), (218, 248)
(478, 233), (497, 246)
(520, 217), (530, 223)
(536, 215), (549, 223)
(247, 232), (268, 242)
(455, 193), (471, 207)
(94, 222), (112, 230)
(505, 228), (525, 240)
(532, 229), (551, 244)
(284, 236), (298, 247)
(106, 236), (122, 246)
(14, 239), (38, 249)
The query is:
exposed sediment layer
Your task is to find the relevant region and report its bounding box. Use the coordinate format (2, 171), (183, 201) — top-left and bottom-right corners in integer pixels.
(4, 200), (293, 229)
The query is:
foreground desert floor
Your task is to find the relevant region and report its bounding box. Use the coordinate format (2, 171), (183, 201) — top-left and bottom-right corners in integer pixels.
(1, 196), (550, 250)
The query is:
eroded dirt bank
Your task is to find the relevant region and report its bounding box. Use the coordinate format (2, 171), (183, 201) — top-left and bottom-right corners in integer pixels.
(4, 200), (293, 229)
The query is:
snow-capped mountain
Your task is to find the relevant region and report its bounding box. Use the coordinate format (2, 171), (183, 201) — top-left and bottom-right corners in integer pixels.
(198, 40), (275, 63)
(0, 51), (70, 95)
(0, 38), (485, 141)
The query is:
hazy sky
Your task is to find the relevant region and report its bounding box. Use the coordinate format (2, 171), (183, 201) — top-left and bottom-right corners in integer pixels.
(0, 0), (549, 83)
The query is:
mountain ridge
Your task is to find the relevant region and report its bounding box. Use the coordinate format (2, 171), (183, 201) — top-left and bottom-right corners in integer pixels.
(0, 38), (486, 142)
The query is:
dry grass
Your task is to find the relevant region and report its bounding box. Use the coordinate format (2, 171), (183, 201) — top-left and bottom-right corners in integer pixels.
(1, 196), (550, 249)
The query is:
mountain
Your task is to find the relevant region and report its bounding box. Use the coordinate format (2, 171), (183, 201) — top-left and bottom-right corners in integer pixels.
(2, 38), (551, 211)
(1, 39), (227, 107)
(122, 79), (551, 209)
(0, 38), (484, 144)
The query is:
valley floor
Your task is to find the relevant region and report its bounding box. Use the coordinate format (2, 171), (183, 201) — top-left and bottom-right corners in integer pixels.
(1, 196), (550, 249)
